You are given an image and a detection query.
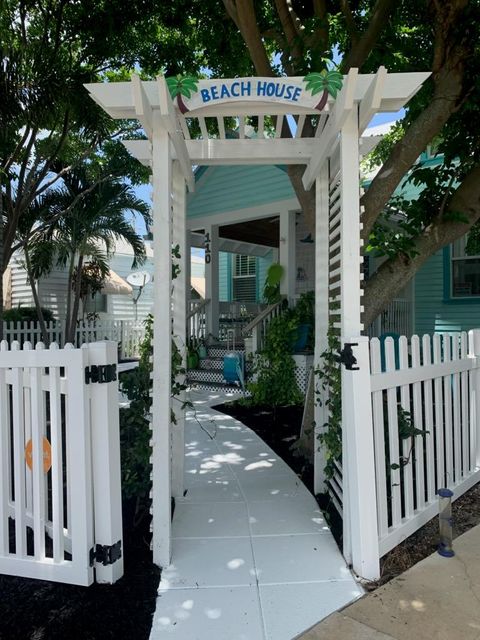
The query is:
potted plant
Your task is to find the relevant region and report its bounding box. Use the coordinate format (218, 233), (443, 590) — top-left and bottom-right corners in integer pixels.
(293, 291), (314, 352)
(187, 337), (200, 369)
(262, 263), (284, 304)
(198, 337), (208, 359)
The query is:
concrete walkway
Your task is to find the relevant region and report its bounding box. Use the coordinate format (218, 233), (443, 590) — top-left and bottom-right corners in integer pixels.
(149, 389), (362, 640)
(300, 523), (480, 640)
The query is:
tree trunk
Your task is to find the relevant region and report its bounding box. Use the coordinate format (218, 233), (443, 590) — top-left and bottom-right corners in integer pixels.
(0, 173), (4, 341)
(24, 247), (50, 346)
(65, 255), (76, 344)
(363, 163), (480, 327)
(67, 254), (84, 344)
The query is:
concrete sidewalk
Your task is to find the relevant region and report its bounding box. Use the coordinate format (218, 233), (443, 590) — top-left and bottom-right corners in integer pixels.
(299, 523), (480, 640)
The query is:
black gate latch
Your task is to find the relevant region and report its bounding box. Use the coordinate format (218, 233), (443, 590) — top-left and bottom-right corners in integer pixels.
(85, 364), (117, 385)
(335, 343), (359, 370)
(90, 540), (122, 567)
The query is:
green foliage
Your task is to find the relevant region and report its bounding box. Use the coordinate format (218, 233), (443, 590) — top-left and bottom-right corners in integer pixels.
(390, 407), (429, 470)
(119, 314), (153, 502)
(315, 327), (342, 480)
(247, 309), (302, 408)
(262, 263), (284, 304)
(3, 306), (55, 324)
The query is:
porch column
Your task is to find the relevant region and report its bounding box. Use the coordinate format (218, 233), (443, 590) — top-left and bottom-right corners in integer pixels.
(313, 166), (330, 494)
(204, 224), (219, 339)
(279, 210), (296, 302)
(171, 161), (186, 499)
(151, 118), (172, 568)
(340, 109), (379, 579)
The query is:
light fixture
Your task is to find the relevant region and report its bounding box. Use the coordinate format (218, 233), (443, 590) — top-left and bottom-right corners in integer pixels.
(300, 233), (314, 244)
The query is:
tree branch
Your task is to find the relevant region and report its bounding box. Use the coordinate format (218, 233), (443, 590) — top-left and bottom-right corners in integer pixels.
(223, 0), (274, 76)
(361, 41), (467, 241)
(363, 163), (480, 327)
(339, 0), (358, 43)
(340, 0), (395, 72)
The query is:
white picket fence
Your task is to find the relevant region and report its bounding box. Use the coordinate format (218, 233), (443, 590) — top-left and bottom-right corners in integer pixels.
(0, 340), (123, 586)
(341, 330), (480, 580)
(2, 320), (146, 359)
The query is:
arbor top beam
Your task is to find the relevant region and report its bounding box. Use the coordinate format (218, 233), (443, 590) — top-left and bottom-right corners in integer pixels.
(85, 70), (430, 186)
(85, 72), (429, 120)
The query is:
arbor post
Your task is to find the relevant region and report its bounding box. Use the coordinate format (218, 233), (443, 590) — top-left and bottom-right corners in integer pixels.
(314, 166), (330, 494)
(171, 161), (187, 499)
(151, 120), (172, 568)
(342, 336), (379, 580)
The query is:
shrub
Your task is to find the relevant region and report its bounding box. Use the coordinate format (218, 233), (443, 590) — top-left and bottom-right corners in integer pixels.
(3, 306), (55, 323)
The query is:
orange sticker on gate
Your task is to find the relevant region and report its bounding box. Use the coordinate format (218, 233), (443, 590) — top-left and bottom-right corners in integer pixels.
(25, 437), (52, 474)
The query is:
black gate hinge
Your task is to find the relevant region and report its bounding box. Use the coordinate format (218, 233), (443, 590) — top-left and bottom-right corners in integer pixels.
(335, 343), (359, 370)
(85, 364), (117, 385)
(90, 540), (122, 567)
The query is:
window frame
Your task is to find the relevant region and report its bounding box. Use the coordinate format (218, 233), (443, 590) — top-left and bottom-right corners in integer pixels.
(443, 245), (480, 305)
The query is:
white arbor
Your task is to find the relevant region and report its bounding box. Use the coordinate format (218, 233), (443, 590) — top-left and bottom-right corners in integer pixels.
(86, 68), (429, 579)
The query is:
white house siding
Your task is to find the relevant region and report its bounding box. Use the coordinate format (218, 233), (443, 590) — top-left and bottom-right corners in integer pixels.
(106, 252), (154, 321)
(9, 241), (155, 323)
(10, 256), (34, 309)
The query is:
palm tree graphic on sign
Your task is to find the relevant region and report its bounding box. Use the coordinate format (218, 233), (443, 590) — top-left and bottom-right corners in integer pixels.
(166, 75), (198, 114)
(303, 70), (344, 111)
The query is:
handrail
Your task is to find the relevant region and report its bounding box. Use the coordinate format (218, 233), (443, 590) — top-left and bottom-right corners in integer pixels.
(186, 298), (210, 321)
(241, 298), (285, 336)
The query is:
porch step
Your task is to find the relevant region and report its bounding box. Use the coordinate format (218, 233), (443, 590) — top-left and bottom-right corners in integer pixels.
(207, 344), (245, 359)
(199, 357), (253, 373)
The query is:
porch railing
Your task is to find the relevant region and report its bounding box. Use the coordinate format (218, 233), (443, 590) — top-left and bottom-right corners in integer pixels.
(367, 298), (413, 338)
(241, 298), (286, 352)
(187, 299), (210, 341)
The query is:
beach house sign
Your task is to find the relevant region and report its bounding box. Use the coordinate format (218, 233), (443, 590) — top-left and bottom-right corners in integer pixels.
(166, 71), (343, 114)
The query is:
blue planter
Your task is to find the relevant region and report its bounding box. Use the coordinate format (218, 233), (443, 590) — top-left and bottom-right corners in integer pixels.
(293, 324), (310, 352)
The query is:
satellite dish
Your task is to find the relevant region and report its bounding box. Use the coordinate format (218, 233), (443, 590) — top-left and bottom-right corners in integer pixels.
(126, 271), (151, 288)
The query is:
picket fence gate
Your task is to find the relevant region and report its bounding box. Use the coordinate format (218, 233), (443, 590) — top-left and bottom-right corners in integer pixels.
(0, 340), (123, 586)
(341, 330), (480, 580)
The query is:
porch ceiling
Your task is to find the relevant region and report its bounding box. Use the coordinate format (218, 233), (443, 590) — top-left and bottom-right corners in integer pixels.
(220, 217), (279, 248)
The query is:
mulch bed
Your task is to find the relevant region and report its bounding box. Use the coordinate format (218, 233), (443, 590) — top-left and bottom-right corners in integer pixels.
(215, 400), (480, 589)
(0, 504), (159, 640)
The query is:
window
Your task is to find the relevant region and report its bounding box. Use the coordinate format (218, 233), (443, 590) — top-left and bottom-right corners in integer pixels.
(84, 292), (108, 314)
(451, 236), (480, 298)
(232, 255), (256, 301)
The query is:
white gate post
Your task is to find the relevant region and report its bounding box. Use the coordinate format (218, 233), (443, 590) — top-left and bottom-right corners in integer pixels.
(151, 119), (172, 567)
(468, 329), (480, 469)
(339, 107), (363, 565)
(171, 161), (187, 498)
(87, 341), (124, 583)
(343, 336), (379, 580)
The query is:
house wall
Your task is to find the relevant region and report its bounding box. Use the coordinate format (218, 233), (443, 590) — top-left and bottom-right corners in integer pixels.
(415, 249), (480, 334)
(9, 246), (155, 323)
(295, 213), (315, 296)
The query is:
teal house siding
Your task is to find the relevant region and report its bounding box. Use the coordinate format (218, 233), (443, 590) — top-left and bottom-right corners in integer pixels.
(415, 249), (480, 334)
(219, 252), (231, 302)
(187, 165), (295, 220)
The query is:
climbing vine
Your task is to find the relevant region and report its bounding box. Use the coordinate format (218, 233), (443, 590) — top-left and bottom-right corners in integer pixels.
(315, 325), (342, 480)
